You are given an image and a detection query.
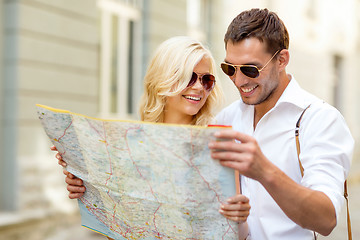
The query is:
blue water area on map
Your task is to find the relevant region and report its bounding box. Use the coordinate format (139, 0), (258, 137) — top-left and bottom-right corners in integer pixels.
(79, 200), (159, 240)
(79, 200), (118, 239)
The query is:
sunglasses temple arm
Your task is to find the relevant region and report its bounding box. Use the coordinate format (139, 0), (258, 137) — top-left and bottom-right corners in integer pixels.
(261, 50), (280, 71)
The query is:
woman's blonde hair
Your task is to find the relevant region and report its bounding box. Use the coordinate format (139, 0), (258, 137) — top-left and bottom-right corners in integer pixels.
(139, 36), (223, 125)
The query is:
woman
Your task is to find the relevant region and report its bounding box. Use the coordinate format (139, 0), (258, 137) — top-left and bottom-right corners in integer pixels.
(53, 36), (250, 239)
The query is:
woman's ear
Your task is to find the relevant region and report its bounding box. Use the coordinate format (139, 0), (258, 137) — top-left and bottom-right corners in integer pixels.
(278, 49), (290, 71)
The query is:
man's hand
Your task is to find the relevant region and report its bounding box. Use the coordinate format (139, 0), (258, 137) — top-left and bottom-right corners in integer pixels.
(219, 194), (250, 223)
(209, 129), (273, 182)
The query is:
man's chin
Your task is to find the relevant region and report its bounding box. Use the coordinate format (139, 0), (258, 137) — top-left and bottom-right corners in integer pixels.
(241, 97), (257, 106)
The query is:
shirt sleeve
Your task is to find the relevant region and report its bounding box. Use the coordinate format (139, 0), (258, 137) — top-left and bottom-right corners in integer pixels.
(299, 102), (354, 221)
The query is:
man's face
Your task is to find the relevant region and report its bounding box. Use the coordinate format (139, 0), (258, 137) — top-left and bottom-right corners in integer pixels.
(224, 38), (280, 107)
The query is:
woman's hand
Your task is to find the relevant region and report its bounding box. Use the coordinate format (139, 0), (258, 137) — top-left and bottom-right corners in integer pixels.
(51, 145), (67, 167)
(51, 145), (86, 199)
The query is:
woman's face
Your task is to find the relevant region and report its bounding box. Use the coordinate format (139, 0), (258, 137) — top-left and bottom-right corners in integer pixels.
(164, 57), (213, 125)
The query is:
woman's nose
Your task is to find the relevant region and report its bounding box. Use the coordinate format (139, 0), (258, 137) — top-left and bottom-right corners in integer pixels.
(191, 78), (204, 90)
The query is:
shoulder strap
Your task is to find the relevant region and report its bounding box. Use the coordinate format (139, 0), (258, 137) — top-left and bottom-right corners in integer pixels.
(295, 105), (352, 240)
(344, 180), (352, 240)
(295, 105), (311, 177)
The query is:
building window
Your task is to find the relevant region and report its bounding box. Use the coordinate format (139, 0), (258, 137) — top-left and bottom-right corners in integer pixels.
(306, 0), (317, 20)
(187, 0), (211, 42)
(333, 54), (344, 112)
(97, 0), (142, 118)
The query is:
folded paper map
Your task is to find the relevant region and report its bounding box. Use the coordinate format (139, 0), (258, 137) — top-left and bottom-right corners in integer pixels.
(36, 104), (239, 239)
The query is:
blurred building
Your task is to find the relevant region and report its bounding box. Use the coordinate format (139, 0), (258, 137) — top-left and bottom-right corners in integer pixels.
(0, 0), (359, 239)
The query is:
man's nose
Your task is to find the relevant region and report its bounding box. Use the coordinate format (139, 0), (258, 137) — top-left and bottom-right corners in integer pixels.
(232, 70), (248, 88)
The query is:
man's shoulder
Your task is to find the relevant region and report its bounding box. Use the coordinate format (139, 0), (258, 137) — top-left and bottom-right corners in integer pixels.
(307, 100), (343, 118)
(300, 99), (351, 135)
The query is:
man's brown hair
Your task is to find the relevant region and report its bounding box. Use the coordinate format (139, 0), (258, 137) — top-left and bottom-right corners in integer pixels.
(224, 8), (289, 54)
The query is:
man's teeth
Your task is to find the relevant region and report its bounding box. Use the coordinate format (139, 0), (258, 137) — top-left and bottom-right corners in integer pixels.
(241, 86), (257, 93)
(184, 96), (201, 101)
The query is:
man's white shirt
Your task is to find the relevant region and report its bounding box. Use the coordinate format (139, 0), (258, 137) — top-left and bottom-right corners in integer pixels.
(215, 76), (354, 240)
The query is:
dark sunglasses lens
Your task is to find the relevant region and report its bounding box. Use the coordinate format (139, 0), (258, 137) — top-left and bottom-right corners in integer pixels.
(187, 72), (198, 87)
(202, 74), (215, 91)
(240, 66), (259, 78)
(221, 63), (236, 76)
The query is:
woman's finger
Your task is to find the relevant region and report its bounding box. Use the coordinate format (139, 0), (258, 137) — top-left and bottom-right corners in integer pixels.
(68, 192), (85, 199)
(65, 175), (83, 186)
(67, 184), (86, 193)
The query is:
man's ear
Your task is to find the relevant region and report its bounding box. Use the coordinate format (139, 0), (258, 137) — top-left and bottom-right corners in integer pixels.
(278, 49), (290, 71)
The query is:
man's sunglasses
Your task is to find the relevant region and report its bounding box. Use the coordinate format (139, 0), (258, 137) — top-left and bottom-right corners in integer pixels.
(220, 50), (280, 78)
(187, 72), (216, 91)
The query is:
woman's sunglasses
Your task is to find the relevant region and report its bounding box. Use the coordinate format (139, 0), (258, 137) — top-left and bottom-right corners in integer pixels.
(220, 50), (280, 78)
(187, 72), (216, 92)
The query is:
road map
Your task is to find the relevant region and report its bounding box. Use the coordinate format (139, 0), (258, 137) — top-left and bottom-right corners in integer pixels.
(37, 104), (239, 239)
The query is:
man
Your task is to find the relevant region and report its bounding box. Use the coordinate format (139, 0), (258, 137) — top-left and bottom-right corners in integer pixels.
(209, 8), (354, 239)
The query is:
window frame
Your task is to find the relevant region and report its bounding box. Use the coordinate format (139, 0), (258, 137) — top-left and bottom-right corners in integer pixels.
(97, 0), (142, 119)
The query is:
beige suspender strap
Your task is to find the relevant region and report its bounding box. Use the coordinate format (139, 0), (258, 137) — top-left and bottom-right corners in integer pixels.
(296, 105), (352, 240)
(295, 105), (316, 239)
(295, 105), (310, 177)
(344, 180), (352, 240)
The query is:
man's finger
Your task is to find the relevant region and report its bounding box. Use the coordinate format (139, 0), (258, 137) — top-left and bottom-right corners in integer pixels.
(211, 150), (251, 164)
(218, 160), (246, 173)
(219, 212), (248, 223)
(220, 209), (250, 217)
(226, 194), (249, 204)
(225, 216), (247, 223)
(221, 203), (251, 212)
(213, 130), (254, 143)
(209, 140), (246, 153)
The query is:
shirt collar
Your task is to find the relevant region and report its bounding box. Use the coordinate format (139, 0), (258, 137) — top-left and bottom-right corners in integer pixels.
(275, 74), (316, 110)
